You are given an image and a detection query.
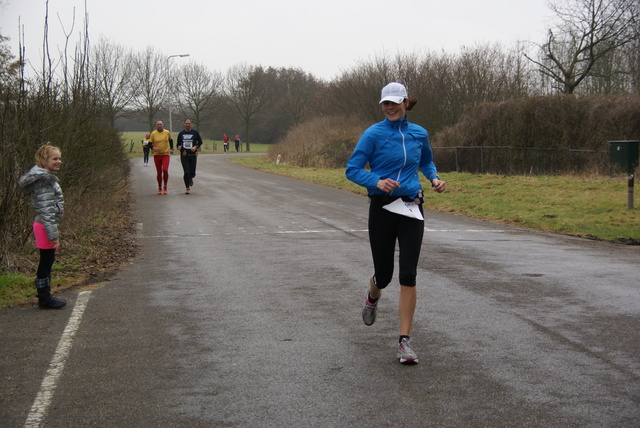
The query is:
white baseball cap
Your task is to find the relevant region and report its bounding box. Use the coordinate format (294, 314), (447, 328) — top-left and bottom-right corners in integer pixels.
(379, 82), (407, 104)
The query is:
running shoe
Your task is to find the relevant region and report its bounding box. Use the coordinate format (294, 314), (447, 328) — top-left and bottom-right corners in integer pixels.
(397, 337), (418, 365)
(163, 187), (168, 195)
(362, 291), (380, 326)
(157, 188), (162, 195)
(185, 188), (190, 194)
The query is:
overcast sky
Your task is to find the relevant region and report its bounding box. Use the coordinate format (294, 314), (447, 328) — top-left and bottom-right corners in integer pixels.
(1, 0), (554, 81)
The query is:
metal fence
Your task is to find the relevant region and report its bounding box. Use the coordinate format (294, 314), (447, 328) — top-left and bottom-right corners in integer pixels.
(433, 146), (609, 175)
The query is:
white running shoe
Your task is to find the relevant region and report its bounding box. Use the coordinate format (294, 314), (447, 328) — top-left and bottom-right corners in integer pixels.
(397, 337), (418, 365)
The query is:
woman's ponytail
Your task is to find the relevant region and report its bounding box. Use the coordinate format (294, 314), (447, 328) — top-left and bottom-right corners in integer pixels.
(406, 97), (418, 111)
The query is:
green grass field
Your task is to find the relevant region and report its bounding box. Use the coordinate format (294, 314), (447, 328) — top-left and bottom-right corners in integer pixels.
(121, 132), (270, 155)
(228, 155), (640, 242)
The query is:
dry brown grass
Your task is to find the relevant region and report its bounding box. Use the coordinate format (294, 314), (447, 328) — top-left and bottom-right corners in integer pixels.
(266, 116), (368, 168)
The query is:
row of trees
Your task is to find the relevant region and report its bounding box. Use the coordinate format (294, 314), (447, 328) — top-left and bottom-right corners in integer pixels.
(23, 0), (636, 149)
(3, 0), (638, 154)
(2, 0), (639, 158)
(82, 39), (320, 151)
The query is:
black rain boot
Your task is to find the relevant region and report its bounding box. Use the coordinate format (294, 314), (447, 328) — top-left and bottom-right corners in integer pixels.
(35, 278), (66, 309)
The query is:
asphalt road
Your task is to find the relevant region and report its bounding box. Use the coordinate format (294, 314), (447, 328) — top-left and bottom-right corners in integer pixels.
(1, 154), (639, 427)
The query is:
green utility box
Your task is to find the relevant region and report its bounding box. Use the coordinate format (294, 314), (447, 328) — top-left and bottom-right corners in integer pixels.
(610, 140), (639, 173)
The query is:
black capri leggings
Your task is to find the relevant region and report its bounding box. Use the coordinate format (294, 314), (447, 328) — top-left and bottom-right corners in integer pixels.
(37, 248), (56, 279)
(368, 196), (424, 289)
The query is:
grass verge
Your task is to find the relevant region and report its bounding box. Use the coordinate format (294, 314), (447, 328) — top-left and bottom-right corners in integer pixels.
(1, 188), (138, 310)
(228, 155), (639, 243)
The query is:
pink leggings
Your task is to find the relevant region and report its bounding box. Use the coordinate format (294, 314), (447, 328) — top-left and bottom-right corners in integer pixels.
(154, 155), (170, 187)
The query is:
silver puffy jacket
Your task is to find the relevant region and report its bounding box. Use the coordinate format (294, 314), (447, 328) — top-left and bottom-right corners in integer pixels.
(18, 166), (64, 241)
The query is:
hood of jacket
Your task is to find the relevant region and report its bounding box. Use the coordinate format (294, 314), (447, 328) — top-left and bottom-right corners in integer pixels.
(18, 166), (59, 193)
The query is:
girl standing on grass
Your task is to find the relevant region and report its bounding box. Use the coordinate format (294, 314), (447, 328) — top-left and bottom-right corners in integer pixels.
(346, 82), (445, 364)
(18, 144), (66, 309)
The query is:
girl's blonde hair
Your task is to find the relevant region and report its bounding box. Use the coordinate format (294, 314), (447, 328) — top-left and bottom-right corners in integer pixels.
(35, 143), (61, 168)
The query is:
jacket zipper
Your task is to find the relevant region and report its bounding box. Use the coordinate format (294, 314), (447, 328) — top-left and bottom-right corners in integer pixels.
(391, 125), (407, 195)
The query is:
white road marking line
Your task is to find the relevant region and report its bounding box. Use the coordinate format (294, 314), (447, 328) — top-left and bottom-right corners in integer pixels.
(24, 291), (92, 428)
(138, 227), (508, 238)
(425, 228), (508, 233)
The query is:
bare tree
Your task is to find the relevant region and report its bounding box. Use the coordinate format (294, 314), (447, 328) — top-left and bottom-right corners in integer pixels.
(0, 34), (29, 265)
(89, 37), (138, 127)
(225, 63), (272, 151)
(582, 10), (640, 93)
(526, 0), (640, 94)
(240, 67), (321, 144)
(626, 35), (640, 92)
(0, 34), (21, 94)
(277, 68), (318, 127)
(322, 46), (534, 135)
(133, 47), (171, 132)
(322, 54), (395, 124)
(173, 62), (223, 137)
(413, 52), (458, 131)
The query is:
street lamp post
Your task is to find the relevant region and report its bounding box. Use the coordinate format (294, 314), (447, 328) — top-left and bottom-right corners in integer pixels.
(167, 54), (190, 134)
